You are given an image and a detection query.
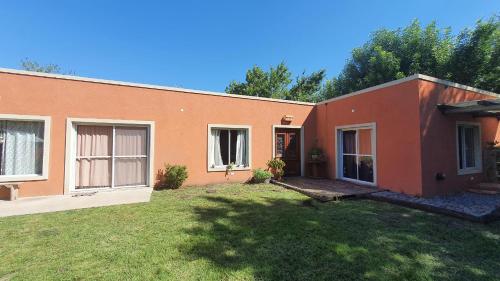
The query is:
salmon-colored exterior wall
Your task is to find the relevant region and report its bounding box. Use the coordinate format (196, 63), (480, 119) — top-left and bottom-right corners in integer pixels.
(316, 80), (424, 195)
(418, 80), (500, 196)
(1, 70), (498, 199)
(0, 72), (315, 198)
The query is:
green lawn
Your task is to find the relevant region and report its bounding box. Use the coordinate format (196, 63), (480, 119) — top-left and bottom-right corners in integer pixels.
(0, 184), (499, 281)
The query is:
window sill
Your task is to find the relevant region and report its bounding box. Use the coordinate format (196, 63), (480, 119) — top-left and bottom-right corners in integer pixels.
(457, 169), (482, 176)
(208, 167), (251, 172)
(0, 175), (48, 183)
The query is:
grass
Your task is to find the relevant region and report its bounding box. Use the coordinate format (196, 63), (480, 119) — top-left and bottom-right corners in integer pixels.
(0, 183), (499, 281)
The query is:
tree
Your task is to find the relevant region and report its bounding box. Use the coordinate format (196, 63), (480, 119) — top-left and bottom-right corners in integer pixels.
(20, 58), (74, 74)
(226, 62), (292, 99)
(325, 16), (498, 98)
(229, 16), (499, 101)
(226, 62), (325, 102)
(448, 17), (500, 93)
(288, 70), (326, 102)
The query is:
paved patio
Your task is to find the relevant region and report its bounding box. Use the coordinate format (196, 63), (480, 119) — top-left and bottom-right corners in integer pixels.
(0, 187), (152, 218)
(273, 177), (377, 201)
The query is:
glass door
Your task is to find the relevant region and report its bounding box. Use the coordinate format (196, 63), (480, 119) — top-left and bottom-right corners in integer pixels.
(339, 126), (375, 184)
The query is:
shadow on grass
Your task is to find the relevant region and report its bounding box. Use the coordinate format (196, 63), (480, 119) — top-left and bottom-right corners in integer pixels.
(180, 195), (500, 281)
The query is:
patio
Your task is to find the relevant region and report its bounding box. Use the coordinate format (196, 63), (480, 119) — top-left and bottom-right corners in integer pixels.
(272, 177), (377, 201)
(0, 187), (152, 218)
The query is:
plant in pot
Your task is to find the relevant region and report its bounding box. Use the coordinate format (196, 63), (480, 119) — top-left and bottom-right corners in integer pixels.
(226, 162), (235, 176)
(252, 168), (273, 184)
(267, 158), (286, 181)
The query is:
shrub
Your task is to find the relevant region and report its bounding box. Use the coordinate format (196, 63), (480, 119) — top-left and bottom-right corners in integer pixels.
(157, 164), (188, 190)
(266, 158), (286, 180)
(252, 168), (273, 183)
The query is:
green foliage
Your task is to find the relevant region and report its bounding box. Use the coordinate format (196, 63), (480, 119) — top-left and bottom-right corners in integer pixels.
(288, 70), (326, 102)
(226, 62), (324, 102)
(266, 158), (286, 179)
(157, 164), (188, 190)
(230, 16), (499, 102)
(20, 58), (74, 74)
(252, 168), (273, 183)
(322, 16), (499, 99)
(448, 16), (500, 93)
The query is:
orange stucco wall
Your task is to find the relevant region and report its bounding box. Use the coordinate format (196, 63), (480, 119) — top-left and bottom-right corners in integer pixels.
(316, 80), (424, 195)
(0, 72), (316, 198)
(418, 80), (500, 196)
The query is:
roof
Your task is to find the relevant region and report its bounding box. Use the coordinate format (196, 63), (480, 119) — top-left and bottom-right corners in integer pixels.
(0, 67), (497, 107)
(0, 68), (315, 106)
(317, 74), (499, 105)
(438, 99), (500, 117)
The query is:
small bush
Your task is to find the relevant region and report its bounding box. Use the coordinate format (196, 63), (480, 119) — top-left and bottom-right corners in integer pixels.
(252, 168), (273, 183)
(157, 164), (188, 190)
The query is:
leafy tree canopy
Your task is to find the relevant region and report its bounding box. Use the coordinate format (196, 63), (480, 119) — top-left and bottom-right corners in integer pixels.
(228, 16), (499, 102)
(226, 62), (325, 102)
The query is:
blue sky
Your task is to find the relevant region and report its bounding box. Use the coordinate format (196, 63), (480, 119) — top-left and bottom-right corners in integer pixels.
(1, 1), (498, 92)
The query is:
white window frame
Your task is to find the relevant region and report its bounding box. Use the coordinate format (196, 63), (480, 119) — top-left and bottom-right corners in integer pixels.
(272, 125), (305, 177)
(456, 122), (482, 175)
(335, 122), (377, 186)
(64, 118), (155, 193)
(0, 114), (51, 182)
(207, 124), (252, 172)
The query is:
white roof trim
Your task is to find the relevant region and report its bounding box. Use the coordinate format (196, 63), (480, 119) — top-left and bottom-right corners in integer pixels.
(317, 74), (499, 105)
(0, 67), (315, 106)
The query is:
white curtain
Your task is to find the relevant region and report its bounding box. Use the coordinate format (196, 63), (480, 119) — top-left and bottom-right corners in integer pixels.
(114, 127), (147, 187)
(75, 125), (113, 188)
(2, 121), (43, 175)
(235, 130), (247, 166)
(209, 129), (223, 167)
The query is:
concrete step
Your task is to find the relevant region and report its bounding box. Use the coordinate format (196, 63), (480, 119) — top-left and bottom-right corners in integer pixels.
(478, 182), (500, 191)
(468, 188), (500, 195)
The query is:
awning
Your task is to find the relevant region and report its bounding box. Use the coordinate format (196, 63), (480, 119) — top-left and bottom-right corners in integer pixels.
(437, 99), (500, 118)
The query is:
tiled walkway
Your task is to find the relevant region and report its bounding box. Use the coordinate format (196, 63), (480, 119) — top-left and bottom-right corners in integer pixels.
(369, 191), (500, 222)
(273, 177), (377, 201)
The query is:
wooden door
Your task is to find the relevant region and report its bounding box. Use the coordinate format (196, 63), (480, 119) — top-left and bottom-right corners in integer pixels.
(275, 128), (301, 176)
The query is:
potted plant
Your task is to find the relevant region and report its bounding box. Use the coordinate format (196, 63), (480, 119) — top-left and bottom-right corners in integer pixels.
(267, 158), (286, 180)
(309, 147), (324, 160)
(226, 162), (235, 176)
(252, 168), (273, 183)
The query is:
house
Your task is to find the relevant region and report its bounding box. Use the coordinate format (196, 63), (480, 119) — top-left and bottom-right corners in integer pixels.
(0, 68), (498, 200)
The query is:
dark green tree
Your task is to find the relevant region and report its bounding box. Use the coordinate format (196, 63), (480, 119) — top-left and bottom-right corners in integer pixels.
(226, 62), (292, 99)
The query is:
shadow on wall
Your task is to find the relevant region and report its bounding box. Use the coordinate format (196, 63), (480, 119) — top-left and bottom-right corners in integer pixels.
(177, 195), (498, 280)
(419, 83), (500, 196)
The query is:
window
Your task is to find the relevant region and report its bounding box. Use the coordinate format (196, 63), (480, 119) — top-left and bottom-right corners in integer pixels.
(457, 123), (481, 174)
(208, 125), (251, 170)
(337, 124), (376, 185)
(0, 116), (50, 181)
(75, 125), (149, 189)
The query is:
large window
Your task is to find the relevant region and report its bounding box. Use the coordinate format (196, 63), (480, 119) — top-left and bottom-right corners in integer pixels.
(0, 115), (50, 181)
(337, 124), (376, 185)
(457, 123), (481, 174)
(208, 125), (250, 170)
(75, 125), (149, 189)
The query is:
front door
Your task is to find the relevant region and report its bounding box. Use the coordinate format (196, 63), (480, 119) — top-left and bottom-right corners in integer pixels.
(275, 128), (301, 176)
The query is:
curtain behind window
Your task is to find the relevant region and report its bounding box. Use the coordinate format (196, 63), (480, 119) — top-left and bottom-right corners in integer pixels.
(235, 130), (247, 166)
(0, 121), (44, 176)
(209, 129), (224, 167)
(75, 126), (112, 188)
(114, 127), (147, 187)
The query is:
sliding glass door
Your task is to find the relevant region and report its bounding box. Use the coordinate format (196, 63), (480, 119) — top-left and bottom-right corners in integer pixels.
(338, 125), (375, 184)
(75, 125), (148, 189)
